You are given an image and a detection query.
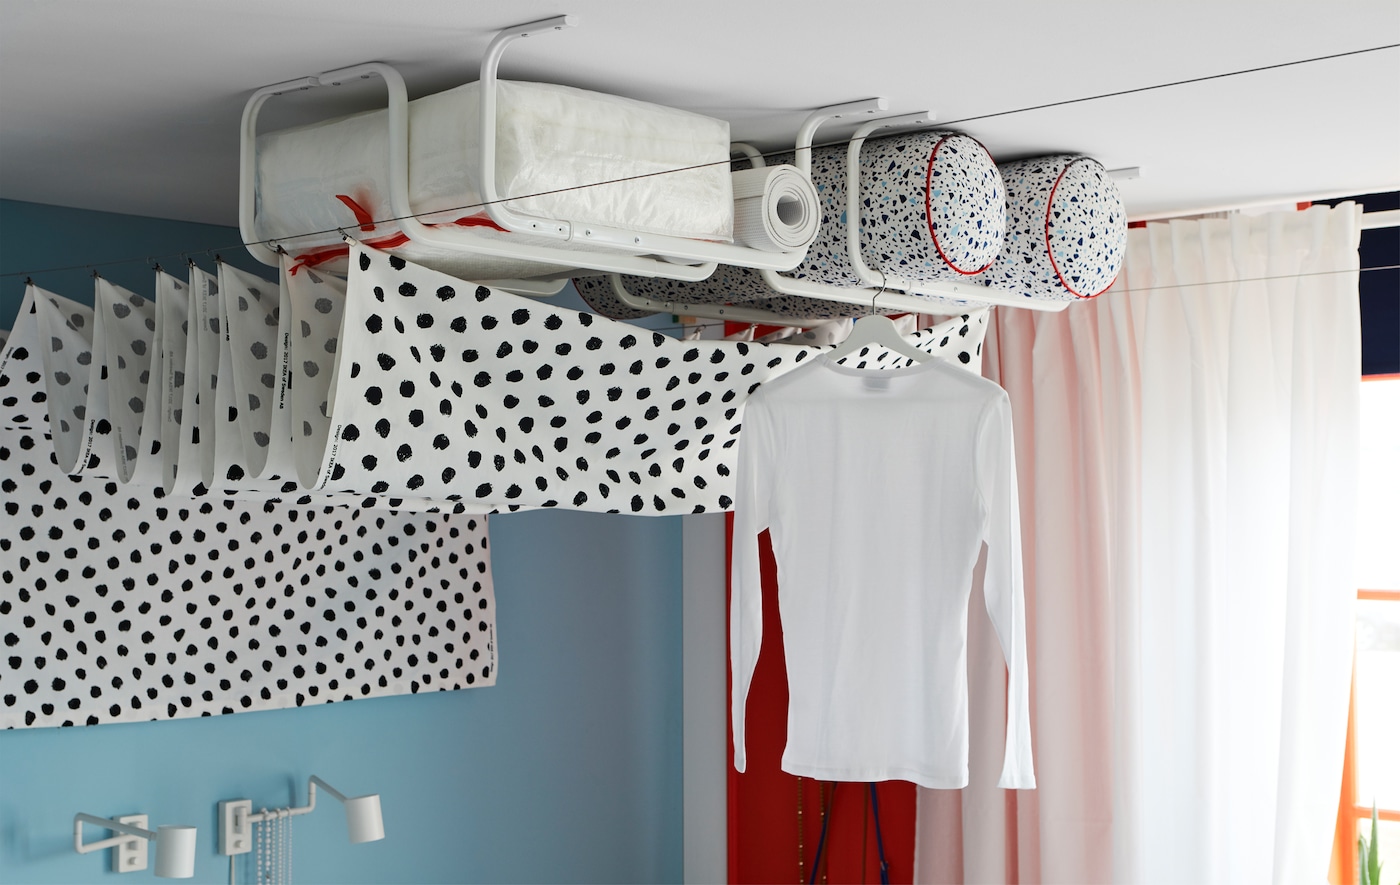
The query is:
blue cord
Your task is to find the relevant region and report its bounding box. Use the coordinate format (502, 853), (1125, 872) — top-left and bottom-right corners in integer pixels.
(807, 783), (834, 885)
(869, 783), (890, 885)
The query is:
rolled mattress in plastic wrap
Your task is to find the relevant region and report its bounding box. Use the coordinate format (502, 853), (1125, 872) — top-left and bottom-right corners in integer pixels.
(973, 155), (1126, 301)
(574, 131), (1005, 319)
(255, 79), (734, 277)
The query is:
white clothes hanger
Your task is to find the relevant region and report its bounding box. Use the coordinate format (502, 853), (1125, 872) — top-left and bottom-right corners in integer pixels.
(825, 291), (930, 364)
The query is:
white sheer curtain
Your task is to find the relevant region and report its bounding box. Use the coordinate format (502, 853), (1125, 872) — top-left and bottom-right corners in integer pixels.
(915, 203), (1361, 883)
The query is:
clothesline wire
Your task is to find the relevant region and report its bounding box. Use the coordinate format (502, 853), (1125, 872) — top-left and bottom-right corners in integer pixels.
(938, 43), (1398, 127)
(0, 41), (1395, 284)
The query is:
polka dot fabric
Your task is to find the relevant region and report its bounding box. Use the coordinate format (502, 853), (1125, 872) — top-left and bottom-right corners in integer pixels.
(220, 261), (290, 480)
(974, 155), (1126, 300)
(156, 270), (194, 495)
(285, 266), (352, 488)
(1, 295), (499, 730)
(313, 243), (988, 514)
(95, 278), (159, 484)
(34, 285), (113, 477)
(186, 265), (221, 490)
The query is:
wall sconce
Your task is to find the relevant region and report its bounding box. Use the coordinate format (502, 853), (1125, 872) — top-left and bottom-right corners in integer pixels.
(73, 813), (197, 878)
(218, 775), (384, 856)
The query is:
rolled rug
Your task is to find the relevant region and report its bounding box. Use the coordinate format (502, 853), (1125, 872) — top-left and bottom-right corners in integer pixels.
(974, 155), (1126, 301)
(731, 164), (820, 252)
(789, 131), (1005, 286)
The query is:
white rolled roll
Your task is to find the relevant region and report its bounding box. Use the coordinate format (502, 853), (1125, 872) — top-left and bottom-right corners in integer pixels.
(731, 164), (820, 252)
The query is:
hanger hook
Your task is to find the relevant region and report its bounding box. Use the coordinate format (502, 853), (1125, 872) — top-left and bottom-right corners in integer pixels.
(869, 271), (887, 316)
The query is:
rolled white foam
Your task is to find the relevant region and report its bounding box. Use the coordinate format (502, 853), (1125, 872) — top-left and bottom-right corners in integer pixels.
(731, 165), (820, 252)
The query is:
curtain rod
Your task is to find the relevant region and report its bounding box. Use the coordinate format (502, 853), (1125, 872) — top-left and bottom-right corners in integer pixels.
(1130, 200), (1399, 228)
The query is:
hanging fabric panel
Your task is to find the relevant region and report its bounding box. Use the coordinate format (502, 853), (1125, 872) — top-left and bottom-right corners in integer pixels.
(286, 265), (351, 489)
(1, 285), (498, 730)
(306, 244), (989, 513)
(156, 269), (193, 493)
(94, 278), (159, 483)
(35, 285), (113, 476)
(220, 261), (290, 480)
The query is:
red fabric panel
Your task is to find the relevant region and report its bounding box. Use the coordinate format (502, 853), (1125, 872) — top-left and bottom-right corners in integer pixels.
(727, 513), (917, 883)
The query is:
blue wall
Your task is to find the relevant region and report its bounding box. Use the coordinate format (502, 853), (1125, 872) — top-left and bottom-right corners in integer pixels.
(0, 200), (684, 883)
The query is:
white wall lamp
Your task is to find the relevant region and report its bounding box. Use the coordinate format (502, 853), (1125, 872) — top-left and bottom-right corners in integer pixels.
(73, 812), (197, 878)
(218, 775), (384, 856)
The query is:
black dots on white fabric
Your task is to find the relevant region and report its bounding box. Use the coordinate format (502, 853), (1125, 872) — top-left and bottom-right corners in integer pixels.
(183, 265), (221, 492)
(1, 299), (497, 729)
(94, 278), (159, 484)
(154, 270), (193, 494)
(220, 261), (289, 479)
(35, 286), (112, 477)
(309, 243), (988, 513)
(287, 267), (348, 489)
(20, 247), (987, 517)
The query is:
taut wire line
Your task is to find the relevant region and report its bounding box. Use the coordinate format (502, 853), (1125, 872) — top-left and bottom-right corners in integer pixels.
(1, 42), (1395, 283)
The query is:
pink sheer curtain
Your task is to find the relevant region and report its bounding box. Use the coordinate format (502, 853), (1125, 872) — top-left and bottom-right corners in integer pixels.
(915, 203), (1361, 883)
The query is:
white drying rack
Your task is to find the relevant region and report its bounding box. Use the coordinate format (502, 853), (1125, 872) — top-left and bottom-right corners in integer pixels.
(240, 15), (829, 289)
(607, 107), (1071, 324)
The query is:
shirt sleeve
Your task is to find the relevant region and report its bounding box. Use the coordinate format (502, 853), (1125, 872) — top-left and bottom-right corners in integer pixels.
(976, 391), (1036, 790)
(729, 399), (772, 774)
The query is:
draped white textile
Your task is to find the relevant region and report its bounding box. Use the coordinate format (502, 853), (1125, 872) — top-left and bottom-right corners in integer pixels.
(915, 203), (1361, 883)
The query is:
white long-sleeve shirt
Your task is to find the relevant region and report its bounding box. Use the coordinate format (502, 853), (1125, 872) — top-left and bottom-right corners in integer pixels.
(731, 355), (1035, 789)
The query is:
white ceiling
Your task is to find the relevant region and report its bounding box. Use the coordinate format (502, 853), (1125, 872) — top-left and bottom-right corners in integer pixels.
(1, 0), (1397, 228)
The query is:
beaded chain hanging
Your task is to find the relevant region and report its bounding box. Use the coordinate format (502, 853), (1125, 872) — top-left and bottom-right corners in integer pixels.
(250, 809), (293, 885)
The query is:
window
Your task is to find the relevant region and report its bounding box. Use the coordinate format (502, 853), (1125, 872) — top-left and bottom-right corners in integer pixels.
(1332, 375), (1400, 884)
